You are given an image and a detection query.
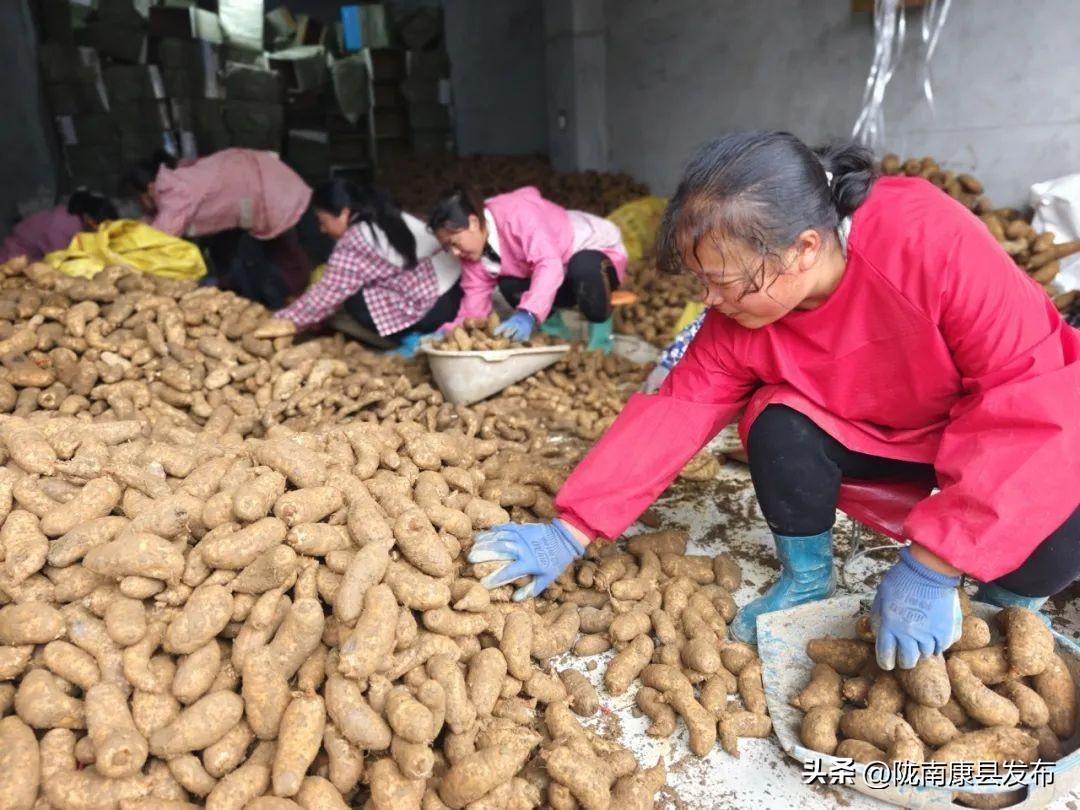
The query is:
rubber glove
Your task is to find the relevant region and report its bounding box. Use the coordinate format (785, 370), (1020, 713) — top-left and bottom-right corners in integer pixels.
(494, 310), (536, 342)
(871, 545), (962, 670)
(467, 520), (585, 601)
(642, 364), (671, 394)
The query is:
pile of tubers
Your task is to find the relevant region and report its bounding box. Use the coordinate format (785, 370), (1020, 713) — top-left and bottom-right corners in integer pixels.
(381, 153), (650, 222)
(431, 316), (560, 353)
(794, 595), (1077, 809)
(0, 256), (751, 809)
(538, 529), (773, 761)
(880, 155), (1080, 314)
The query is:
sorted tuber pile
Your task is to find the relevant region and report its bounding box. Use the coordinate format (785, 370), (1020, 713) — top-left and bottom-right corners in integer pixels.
(880, 155), (1080, 314)
(430, 315), (561, 353)
(0, 257), (751, 808)
(793, 596), (1077, 809)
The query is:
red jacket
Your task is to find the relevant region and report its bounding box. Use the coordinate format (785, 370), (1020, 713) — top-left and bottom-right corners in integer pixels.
(555, 177), (1080, 582)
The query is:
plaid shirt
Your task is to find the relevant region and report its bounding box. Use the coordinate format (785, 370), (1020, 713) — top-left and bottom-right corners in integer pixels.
(276, 223), (439, 336)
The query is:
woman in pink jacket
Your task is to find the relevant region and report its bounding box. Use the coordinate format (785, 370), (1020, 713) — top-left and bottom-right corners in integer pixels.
(468, 131), (1080, 672)
(0, 191), (117, 263)
(428, 185), (628, 351)
(125, 149), (315, 308)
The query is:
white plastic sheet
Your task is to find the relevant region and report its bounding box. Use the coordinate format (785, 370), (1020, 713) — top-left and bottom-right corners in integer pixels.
(852, 0), (953, 151)
(1031, 174), (1080, 293)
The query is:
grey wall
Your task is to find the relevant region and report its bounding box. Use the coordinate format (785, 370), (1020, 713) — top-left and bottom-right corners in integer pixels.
(444, 0), (547, 155)
(0, 1), (60, 235)
(603, 0), (1080, 206)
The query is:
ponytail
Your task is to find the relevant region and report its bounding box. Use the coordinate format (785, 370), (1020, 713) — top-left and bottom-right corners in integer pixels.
(657, 130), (878, 277)
(427, 184), (485, 233)
(312, 179), (418, 266)
(816, 142), (876, 220)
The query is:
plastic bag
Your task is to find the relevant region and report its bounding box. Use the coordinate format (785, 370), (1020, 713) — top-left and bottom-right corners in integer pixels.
(45, 219), (206, 281)
(1030, 173), (1080, 293)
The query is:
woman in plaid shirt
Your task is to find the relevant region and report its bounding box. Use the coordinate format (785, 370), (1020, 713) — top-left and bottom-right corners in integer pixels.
(276, 180), (462, 346)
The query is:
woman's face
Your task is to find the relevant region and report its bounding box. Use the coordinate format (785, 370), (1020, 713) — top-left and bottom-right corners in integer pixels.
(316, 207), (352, 240)
(434, 214), (487, 261)
(684, 230), (822, 330)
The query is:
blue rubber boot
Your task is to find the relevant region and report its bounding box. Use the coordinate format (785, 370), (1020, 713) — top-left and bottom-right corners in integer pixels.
(540, 310), (573, 340)
(388, 332), (422, 358)
(731, 530), (836, 645)
(586, 316), (614, 353)
(974, 582), (1051, 626)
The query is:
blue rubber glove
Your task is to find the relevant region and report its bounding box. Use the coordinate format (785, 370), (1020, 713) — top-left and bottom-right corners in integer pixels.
(494, 310), (536, 342)
(467, 520), (585, 601)
(872, 546), (963, 670)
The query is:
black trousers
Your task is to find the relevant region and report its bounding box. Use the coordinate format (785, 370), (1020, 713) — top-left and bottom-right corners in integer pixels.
(344, 282), (463, 346)
(497, 249), (619, 323)
(747, 404), (1080, 597)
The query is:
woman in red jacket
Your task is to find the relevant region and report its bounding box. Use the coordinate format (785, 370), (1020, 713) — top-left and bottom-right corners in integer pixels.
(469, 131), (1080, 671)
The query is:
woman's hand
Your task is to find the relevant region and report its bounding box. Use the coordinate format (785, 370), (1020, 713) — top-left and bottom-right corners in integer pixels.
(494, 310), (536, 342)
(467, 519), (586, 601)
(871, 545), (963, 670)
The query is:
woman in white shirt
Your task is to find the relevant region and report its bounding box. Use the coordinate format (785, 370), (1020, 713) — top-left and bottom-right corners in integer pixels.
(276, 179), (461, 348)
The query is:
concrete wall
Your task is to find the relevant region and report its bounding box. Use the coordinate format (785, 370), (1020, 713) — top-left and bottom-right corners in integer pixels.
(444, 0), (547, 155)
(604, 0), (1080, 206)
(0, 1), (60, 235)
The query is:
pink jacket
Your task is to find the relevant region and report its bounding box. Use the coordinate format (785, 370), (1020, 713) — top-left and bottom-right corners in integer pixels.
(0, 206), (82, 263)
(151, 149), (312, 240)
(556, 177), (1080, 583)
(447, 187), (628, 326)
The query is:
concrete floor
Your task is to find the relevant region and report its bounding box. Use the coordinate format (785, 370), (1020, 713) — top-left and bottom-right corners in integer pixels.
(552, 429), (1080, 809)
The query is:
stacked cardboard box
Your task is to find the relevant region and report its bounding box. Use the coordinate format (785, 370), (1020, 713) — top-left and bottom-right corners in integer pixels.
(399, 8), (452, 155)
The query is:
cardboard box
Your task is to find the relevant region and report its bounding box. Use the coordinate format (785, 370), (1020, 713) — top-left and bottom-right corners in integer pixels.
(66, 114), (119, 146)
(370, 49), (406, 81)
(407, 102), (450, 130)
(163, 69), (200, 99)
(194, 99), (225, 131)
(286, 129), (331, 179)
(400, 75), (439, 105)
(224, 100), (285, 133)
(373, 83), (403, 109)
(112, 101), (171, 133)
(407, 50), (450, 79)
(410, 129), (452, 155)
(229, 127), (283, 152)
(39, 43), (83, 84)
(79, 22), (147, 64)
(399, 8), (443, 50)
(170, 99), (195, 130)
(149, 7), (223, 44)
(45, 82), (107, 116)
(218, 0), (265, 54)
(373, 109), (406, 139)
(156, 38), (201, 69)
(224, 65), (283, 102)
(102, 65), (154, 103)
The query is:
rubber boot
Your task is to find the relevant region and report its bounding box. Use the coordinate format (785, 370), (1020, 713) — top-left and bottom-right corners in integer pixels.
(540, 310), (573, 340)
(730, 530), (836, 645)
(388, 332), (422, 359)
(586, 316), (614, 354)
(974, 582), (1051, 626)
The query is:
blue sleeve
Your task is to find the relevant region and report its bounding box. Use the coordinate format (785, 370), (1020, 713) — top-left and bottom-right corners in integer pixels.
(657, 313), (707, 369)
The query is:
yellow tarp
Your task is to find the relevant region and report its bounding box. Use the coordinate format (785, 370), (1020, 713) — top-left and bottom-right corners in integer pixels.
(44, 219), (206, 281)
(606, 195), (668, 265)
(675, 301), (706, 333)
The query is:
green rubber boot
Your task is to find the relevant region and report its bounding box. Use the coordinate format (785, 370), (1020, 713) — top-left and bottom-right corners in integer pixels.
(586, 316), (614, 353)
(540, 311), (573, 340)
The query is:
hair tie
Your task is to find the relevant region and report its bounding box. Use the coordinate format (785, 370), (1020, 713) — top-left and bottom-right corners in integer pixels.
(825, 170), (835, 186)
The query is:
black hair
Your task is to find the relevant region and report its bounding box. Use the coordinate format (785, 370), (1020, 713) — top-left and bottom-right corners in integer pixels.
(427, 184), (486, 233)
(657, 131), (877, 296)
(312, 179), (418, 267)
(122, 148), (179, 195)
(67, 189), (118, 224)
